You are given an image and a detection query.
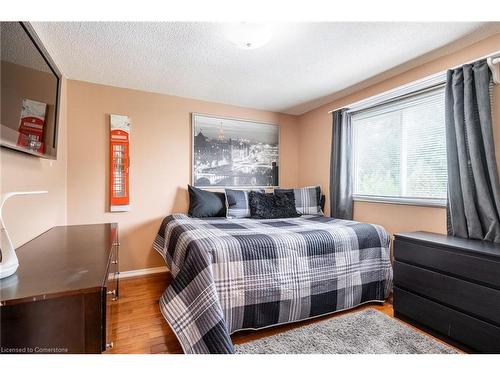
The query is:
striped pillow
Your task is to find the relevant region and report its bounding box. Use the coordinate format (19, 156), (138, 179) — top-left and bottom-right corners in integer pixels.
(275, 186), (323, 215)
(225, 189), (264, 218)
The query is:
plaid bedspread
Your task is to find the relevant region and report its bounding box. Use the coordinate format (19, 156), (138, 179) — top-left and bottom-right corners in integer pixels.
(153, 214), (392, 354)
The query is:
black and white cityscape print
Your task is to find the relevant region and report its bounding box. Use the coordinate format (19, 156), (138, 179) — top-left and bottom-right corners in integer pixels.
(192, 114), (279, 187)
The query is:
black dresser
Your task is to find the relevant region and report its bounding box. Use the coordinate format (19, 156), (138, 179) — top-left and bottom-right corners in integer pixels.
(0, 224), (119, 354)
(393, 231), (500, 353)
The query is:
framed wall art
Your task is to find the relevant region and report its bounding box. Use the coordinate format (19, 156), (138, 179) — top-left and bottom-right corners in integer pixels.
(192, 113), (279, 188)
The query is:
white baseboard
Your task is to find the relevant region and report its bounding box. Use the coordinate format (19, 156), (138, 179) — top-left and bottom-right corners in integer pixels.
(112, 266), (169, 279)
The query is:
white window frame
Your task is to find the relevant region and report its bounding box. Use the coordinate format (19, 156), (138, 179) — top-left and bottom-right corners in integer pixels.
(352, 194), (447, 208)
(350, 83), (448, 208)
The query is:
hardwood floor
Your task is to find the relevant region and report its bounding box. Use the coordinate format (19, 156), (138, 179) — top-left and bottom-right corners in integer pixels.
(107, 272), (455, 354)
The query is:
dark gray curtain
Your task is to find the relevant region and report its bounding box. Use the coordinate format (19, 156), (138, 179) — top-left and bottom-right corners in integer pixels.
(330, 109), (353, 219)
(445, 59), (500, 242)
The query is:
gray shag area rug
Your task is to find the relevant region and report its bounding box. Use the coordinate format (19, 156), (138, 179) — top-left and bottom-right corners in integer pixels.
(234, 308), (458, 354)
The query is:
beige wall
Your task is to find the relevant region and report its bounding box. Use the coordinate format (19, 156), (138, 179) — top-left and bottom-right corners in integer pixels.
(66, 80), (300, 271)
(0, 77), (67, 248)
(298, 33), (500, 236)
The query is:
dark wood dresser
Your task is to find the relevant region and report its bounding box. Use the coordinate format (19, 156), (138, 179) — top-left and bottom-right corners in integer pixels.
(0, 224), (119, 354)
(393, 231), (500, 353)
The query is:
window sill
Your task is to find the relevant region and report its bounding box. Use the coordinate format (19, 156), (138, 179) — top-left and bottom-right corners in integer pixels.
(353, 195), (447, 208)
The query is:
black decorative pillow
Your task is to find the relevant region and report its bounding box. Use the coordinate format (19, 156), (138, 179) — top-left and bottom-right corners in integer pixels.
(188, 185), (227, 218)
(248, 191), (300, 219)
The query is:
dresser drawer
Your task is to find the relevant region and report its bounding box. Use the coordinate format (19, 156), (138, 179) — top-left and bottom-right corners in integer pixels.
(394, 238), (500, 290)
(103, 282), (116, 352)
(394, 261), (500, 326)
(109, 242), (119, 294)
(102, 241), (119, 352)
(394, 287), (500, 353)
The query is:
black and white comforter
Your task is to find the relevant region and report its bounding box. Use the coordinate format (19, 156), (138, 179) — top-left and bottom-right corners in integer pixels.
(153, 214), (392, 354)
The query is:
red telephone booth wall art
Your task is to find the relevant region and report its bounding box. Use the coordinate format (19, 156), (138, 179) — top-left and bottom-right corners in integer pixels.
(110, 114), (131, 212)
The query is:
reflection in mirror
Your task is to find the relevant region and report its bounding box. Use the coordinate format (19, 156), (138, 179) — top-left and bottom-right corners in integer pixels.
(1, 22), (60, 159)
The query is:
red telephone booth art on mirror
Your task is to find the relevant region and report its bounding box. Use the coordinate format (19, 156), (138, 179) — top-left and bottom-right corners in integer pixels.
(17, 99), (47, 154)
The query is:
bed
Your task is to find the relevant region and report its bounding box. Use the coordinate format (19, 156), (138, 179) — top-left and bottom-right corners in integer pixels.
(153, 213), (392, 354)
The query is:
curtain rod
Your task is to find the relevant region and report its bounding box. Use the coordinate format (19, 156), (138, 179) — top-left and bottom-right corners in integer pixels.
(328, 49), (500, 114)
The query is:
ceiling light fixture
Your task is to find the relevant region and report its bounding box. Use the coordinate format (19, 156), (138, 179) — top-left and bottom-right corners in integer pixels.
(224, 23), (273, 50)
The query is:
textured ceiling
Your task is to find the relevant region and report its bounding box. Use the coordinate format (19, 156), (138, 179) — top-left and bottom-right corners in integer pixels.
(31, 22), (500, 115)
(1, 22), (52, 73)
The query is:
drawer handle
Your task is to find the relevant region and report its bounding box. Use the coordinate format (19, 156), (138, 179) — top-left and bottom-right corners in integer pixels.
(111, 260), (118, 264)
(107, 289), (118, 301)
(106, 342), (114, 349)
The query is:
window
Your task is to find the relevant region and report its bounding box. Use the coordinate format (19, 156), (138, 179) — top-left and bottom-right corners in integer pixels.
(352, 87), (447, 206)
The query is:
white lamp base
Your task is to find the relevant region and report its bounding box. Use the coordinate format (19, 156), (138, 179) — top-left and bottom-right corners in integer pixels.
(0, 260), (19, 279)
(0, 190), (48, 280)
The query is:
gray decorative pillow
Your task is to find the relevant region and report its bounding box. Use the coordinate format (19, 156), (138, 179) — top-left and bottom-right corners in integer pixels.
(275, 186), (323, 215)
(225, 188), (264, 218)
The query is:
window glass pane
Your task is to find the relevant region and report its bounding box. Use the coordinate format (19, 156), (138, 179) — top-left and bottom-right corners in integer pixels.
(354, 111), (401, 196)
(403, 99), (447, 199)
(352, 88), (447, 201)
